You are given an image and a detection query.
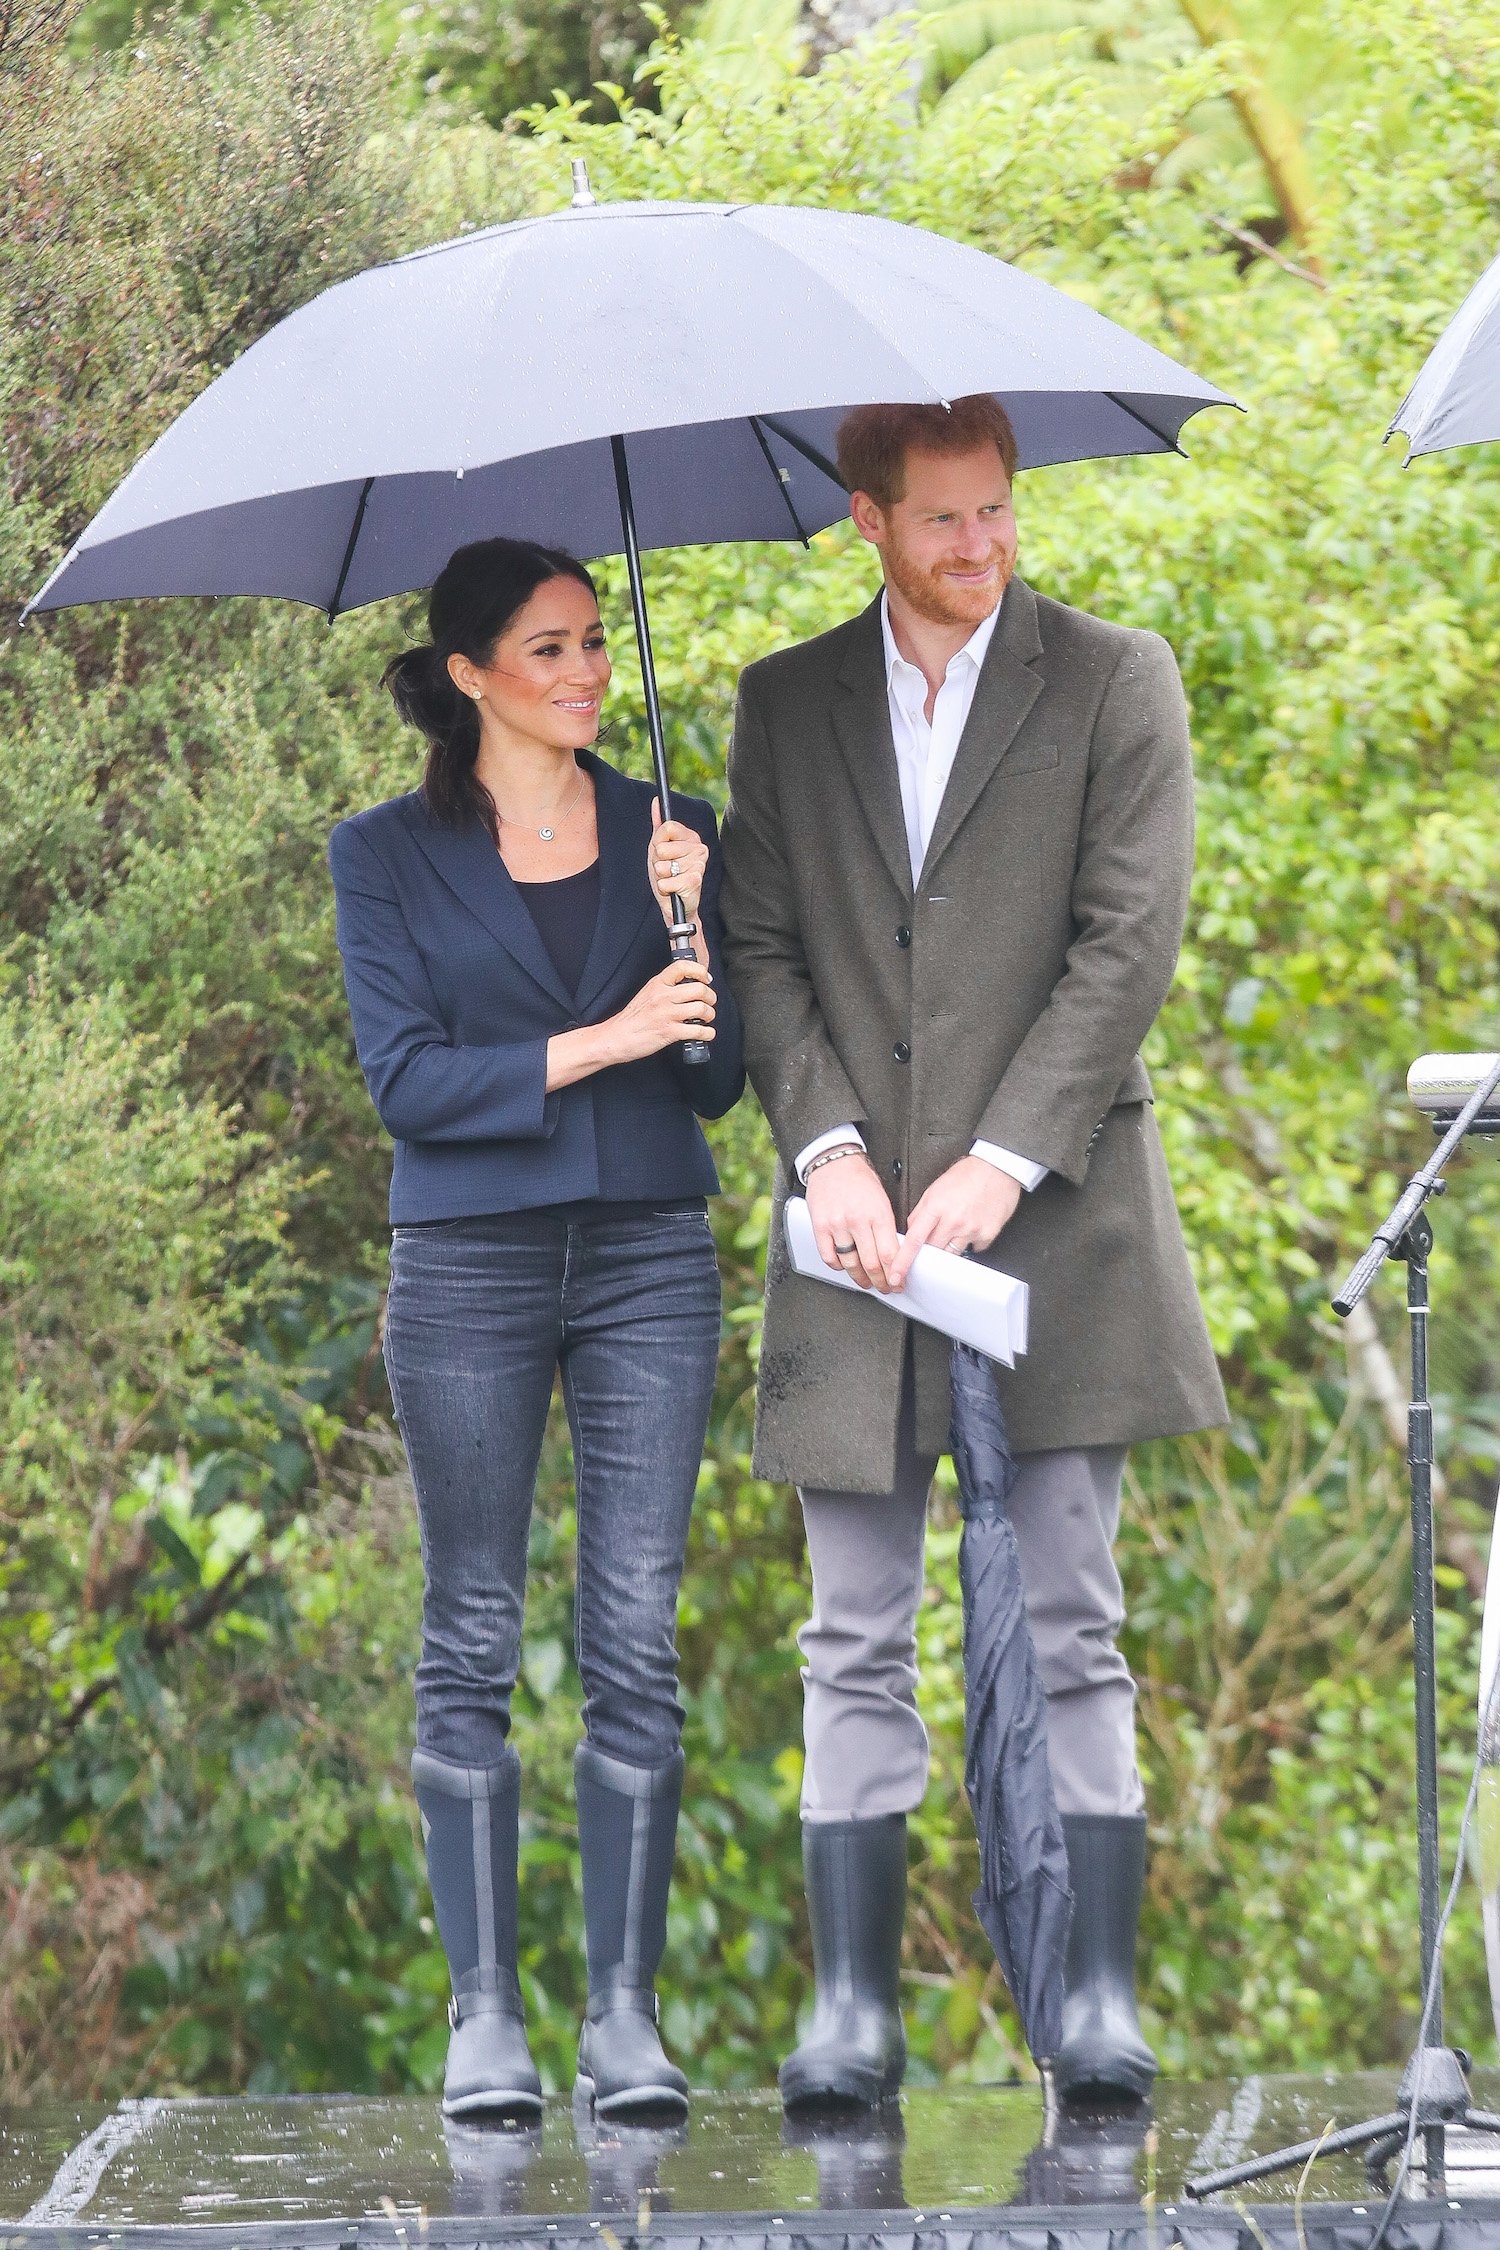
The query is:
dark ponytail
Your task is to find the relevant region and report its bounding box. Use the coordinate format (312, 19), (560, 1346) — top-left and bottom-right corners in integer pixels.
(382, 537), (598, 839)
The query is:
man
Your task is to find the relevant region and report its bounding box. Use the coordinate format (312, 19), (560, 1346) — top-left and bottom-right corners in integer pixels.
(719, 395), (1226, 2111)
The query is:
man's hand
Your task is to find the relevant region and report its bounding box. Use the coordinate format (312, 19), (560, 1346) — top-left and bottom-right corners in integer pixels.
(805, 1153), (900, 1292)
(889, 1156), (1022, 1288)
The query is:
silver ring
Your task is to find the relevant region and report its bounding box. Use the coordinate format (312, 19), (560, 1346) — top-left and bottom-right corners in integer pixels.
(669, 859), (681, 878)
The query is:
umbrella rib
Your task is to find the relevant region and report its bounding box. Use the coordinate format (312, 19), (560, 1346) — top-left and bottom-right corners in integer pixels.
(1102, 391), (1187, 458)
(328, 476), (374, 621)
(748, 417), (813, 547)
(758, 415), (847, 493)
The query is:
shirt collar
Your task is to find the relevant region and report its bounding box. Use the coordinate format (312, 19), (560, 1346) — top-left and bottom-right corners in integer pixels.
(880, 586), (1003, 691)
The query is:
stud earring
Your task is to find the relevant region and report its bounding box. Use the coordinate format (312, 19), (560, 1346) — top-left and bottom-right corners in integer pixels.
(471, 689), (482, 701)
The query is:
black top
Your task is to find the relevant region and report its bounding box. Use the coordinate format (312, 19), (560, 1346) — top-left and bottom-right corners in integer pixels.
(513, 858), (602, 997)
(507, 855), (699, 1225)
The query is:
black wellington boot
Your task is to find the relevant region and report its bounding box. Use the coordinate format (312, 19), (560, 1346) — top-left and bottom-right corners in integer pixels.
(1053, 1813), (1157, 2111)
(778, 1815), (907, 2112)
(573, 1743), (690, 2121)
(412, 1746), (544, 2120)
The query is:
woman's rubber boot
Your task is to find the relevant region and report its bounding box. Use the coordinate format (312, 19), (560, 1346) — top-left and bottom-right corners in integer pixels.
(1053, 1812), (1157, 2111)
(412, 1746), (543, 2120)
(573, 1743), (690, 2121)
(778, 1815), (907, 2112)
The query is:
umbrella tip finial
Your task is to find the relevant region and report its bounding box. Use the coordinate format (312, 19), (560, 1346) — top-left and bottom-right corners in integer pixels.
(570, 159), (597, 209)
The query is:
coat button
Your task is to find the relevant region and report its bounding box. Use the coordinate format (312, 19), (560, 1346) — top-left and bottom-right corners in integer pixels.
(893, 1041), (910, 1064)
(896, 925), (911, 948)
(892, 1157), (904, 1180)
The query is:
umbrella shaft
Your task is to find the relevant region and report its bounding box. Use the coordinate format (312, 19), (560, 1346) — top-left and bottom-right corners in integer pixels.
(611, 434), (706, 1071)
(610, 435), (675, 826)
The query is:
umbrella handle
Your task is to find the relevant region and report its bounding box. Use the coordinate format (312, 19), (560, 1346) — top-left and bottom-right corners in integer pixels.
(612, 433), (709, 1067)
(667, 893), (710, 1065)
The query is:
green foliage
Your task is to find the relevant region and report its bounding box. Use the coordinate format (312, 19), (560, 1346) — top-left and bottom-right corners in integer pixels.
(68, 0), (699, 125)
(686, 0), (1335, 244)
(5, 8), (417, 544)
(374, 0), (688, 125)
(5, 0), (1500, 2105)
(513, 15), (1162, 252)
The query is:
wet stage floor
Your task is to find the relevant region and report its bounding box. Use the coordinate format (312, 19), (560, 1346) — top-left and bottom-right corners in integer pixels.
(9, 2075), (1500, 2231)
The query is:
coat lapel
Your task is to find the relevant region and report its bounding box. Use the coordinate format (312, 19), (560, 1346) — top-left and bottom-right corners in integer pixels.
(402, 794), (575, 1012)
(919, 576), (1045, 880)
(573, 755), (657, 1013)
(831, 599), (914, 904)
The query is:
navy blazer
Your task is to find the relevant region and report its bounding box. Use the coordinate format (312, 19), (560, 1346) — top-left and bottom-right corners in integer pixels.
(329, 753), (745, 1223)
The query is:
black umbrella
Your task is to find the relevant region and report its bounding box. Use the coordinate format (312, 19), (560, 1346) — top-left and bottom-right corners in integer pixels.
(949, 1339), (1073, 2068)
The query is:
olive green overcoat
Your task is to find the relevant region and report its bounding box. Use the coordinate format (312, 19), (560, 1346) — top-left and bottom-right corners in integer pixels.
(718, 576), (1227, 1493)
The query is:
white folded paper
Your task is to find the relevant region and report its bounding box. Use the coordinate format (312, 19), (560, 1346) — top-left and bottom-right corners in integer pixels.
(784, 1196), (1029, 1366)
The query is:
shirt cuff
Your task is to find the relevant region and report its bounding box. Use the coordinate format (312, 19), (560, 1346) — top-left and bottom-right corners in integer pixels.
(971, 1140), (1048, 1192)
(795, 1125), (866, 1182)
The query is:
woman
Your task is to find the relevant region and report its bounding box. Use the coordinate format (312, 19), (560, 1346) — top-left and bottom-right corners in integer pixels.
(329, 538), (743, 2123)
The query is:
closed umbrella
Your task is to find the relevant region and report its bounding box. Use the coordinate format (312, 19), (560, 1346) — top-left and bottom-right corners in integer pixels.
(1390, 242), (1500, 457)
(950, 1339), (1073, 2069)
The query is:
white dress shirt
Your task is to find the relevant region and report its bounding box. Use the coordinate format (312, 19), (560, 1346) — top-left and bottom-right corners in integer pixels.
(795, 590), (1047, 1192)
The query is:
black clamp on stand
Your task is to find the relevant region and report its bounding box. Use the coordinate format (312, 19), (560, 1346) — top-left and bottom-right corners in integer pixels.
(1188, 1051), (1500, 2203)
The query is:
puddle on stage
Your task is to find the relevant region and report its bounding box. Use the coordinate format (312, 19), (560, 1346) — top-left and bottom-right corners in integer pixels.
(9, 2073), (1500, 2226)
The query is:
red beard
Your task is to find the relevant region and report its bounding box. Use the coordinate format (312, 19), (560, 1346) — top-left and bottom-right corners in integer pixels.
(883, 540), (1014, 629)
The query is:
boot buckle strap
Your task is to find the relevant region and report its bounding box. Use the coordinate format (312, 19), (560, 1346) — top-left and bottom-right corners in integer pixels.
(450, 1991), (521, 2028)
(587, 1980), (659, 2023)
(450, 1970), (522, 2028)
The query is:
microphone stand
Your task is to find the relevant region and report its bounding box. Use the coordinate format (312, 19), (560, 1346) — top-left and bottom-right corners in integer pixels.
(1188, 1051), (1500, 2203)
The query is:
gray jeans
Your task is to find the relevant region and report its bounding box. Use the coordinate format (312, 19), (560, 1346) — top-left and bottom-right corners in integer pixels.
(797, 1377), (1143, 1821)
(384, 1204), (721, 1770)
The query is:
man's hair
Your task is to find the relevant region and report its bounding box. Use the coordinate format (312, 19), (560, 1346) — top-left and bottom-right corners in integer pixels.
(835, 395), (1019, 507)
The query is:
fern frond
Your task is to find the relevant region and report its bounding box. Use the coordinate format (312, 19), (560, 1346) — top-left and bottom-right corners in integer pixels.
(927, 0), (1127, 81)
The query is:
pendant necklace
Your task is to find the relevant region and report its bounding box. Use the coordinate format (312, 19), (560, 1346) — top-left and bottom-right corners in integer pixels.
(496, 764), (586, 843)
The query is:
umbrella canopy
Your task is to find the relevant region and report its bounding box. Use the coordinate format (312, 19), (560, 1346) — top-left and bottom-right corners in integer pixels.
(24, 186), (1236, 622)
(22, 173), (1235, 1069)
(1390, 243), (1500, 458)
(950, 1339), (1073, 2069)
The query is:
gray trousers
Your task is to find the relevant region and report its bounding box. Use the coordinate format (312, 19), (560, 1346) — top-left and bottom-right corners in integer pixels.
(797, 1381), (1144, 1823)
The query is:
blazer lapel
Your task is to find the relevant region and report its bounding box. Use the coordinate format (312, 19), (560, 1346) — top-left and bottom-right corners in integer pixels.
(572, 755), (658, 1014)
(920, 576), (1045, 880)
(402, 797), (575, 1012)
(830, 599), (914, 904)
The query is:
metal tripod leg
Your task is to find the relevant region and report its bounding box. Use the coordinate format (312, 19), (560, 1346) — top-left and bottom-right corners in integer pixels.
(1362, 2128), (1410, 2185)
(1188, 2115), (1406, 2199)
(1188, 2056), (1500, 2200)
(1363, 2107), (1500, 2191)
